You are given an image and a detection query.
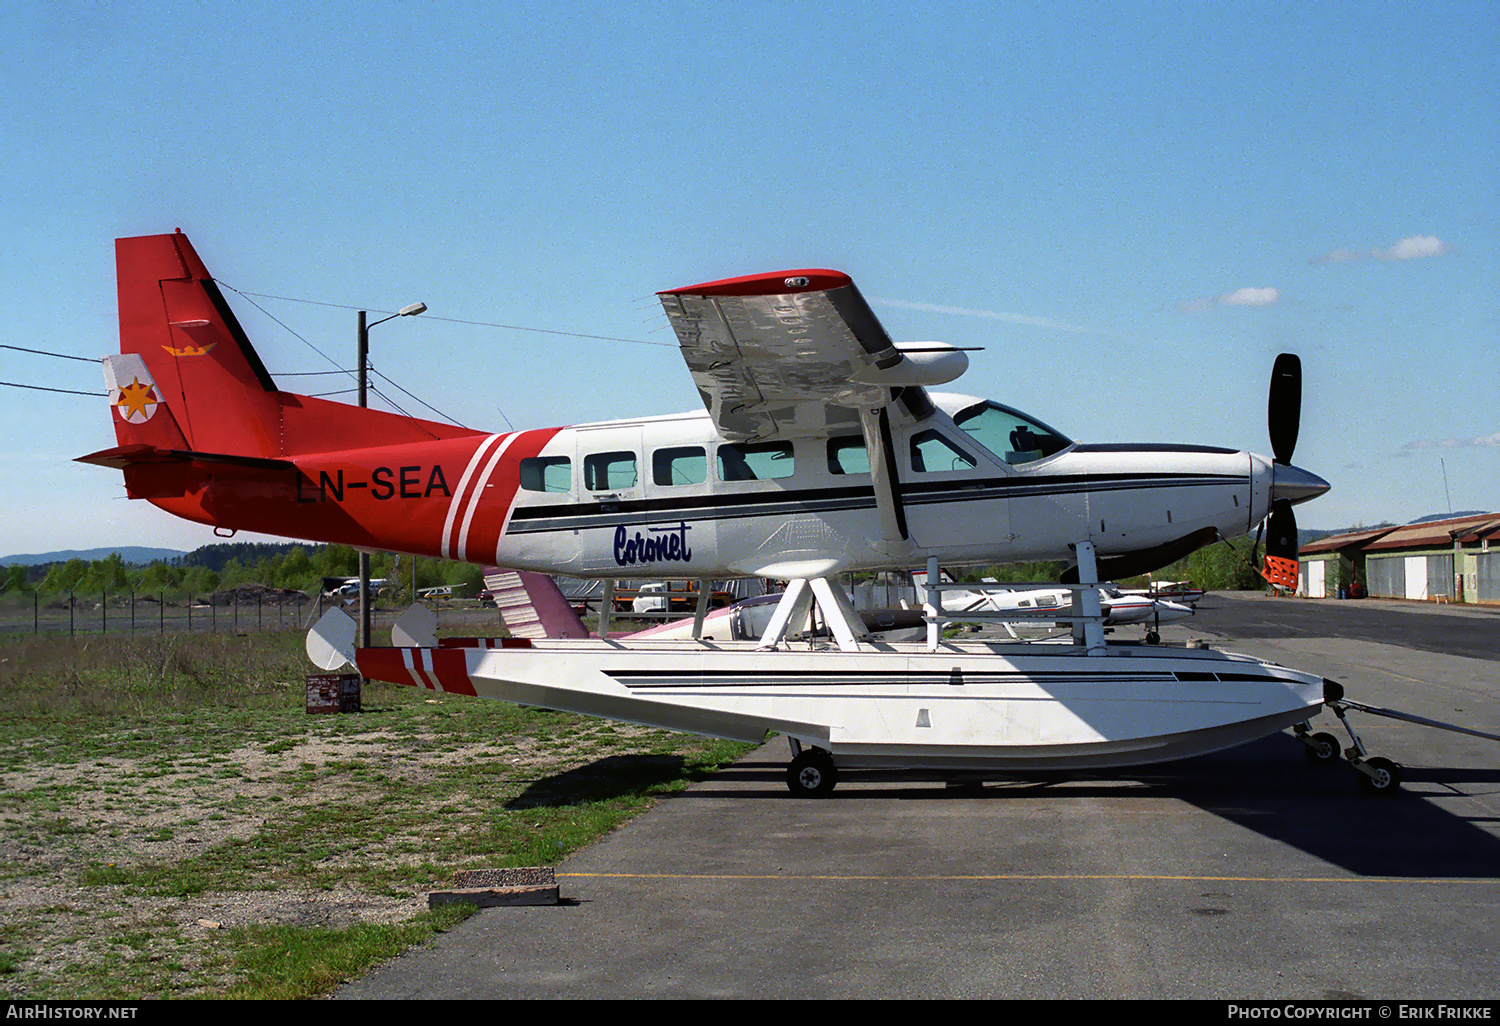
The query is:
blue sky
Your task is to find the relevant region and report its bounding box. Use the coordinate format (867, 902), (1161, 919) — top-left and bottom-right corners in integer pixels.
(2, 1), (1495, 556)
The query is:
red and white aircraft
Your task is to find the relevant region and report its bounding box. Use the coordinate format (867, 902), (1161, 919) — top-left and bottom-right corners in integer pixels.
(82, 231), (1342, 794)
(82, 231), (1325, 588)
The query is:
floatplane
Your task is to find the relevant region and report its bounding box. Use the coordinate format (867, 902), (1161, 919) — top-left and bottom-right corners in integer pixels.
(84, 230), (1363, 794)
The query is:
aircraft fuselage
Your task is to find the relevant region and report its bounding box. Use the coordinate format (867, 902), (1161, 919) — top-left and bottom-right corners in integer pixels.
(138, 394), (1272, 580)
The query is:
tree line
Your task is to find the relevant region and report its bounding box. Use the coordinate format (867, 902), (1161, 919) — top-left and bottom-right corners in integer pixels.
(952, 533), (1267, 592)
(5, 530), (1273, 608)
(2, 543), (486, 604)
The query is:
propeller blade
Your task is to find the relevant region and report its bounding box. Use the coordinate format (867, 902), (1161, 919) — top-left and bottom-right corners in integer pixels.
(1261, 498), (1299, 589)
(1268, 352), (1301, 465)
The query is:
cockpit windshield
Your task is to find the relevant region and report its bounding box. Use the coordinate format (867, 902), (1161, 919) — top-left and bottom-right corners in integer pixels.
(952, 401), (1071, 465)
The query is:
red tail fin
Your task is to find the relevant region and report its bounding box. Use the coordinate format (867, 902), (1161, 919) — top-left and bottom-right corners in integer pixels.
(111, 231), (480, 460)
(117, 231), (283, 457)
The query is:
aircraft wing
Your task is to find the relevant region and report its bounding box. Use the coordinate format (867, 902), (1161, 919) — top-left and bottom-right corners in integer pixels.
(657, 270), (967, 442)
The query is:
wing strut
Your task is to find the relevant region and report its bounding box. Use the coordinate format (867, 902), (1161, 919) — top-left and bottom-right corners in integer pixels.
(859, 406), (911, 546)
(756, 577), (868, 653)
(1070, 542), (1106, 653)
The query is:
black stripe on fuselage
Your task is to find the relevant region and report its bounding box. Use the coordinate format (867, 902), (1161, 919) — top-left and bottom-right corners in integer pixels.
(504, 471), (1244, 535)
(606, 667), (1295, 691)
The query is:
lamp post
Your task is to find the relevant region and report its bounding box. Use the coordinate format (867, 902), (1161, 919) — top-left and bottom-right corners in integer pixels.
(357, 302), (427, 652)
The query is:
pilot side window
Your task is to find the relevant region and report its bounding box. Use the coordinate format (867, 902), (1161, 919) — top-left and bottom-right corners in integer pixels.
(519, 456), (572, 493)
(953, 401), (1071, 465)
(717, 441), (794, 481)
(910, 430), (976, 473)
(827, 436), (870, 475)
(583, 451), (638, 490)
(652, 446), (707, 486)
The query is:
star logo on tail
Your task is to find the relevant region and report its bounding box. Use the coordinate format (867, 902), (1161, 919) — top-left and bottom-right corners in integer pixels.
(113, 377), (160, 423)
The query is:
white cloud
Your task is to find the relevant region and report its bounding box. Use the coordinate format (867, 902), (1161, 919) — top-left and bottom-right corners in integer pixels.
(874, 298), (1090, 334)
(1176, 286), (1279, 313)
(1405, 432), (1500, 450)
(1380, 235), (1449, 260)
(1311, 234), (1451, 265)
(1220, 287), (1280, 306)
(1309, 247), (1362, 265)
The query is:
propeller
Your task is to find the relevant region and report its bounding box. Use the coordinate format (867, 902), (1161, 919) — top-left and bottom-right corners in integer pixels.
(1260, 353), (1305, 590)
(1268, 353), (1301, 466)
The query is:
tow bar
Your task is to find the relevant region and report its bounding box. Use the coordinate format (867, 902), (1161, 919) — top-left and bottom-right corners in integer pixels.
(1294, 679), (1500, 795)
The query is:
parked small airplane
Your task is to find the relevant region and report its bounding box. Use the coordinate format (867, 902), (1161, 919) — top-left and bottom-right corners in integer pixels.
(85, 231), (1366, 793)
(1120, 580), (1207, 606)
(484, 568), (926, 644)
(321, 576), (388, 599)
(964, 583), (1193, 643)
(894, 569), (1192, 642)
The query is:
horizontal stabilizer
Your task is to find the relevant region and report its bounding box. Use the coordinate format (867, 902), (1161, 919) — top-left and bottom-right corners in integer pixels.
(76, 443), (294, 472)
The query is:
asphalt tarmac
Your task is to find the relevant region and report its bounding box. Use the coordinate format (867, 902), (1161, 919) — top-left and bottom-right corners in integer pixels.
(335, 593), (1499, 1000)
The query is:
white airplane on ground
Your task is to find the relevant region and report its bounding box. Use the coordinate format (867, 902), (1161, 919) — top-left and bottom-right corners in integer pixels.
(962, 583), (1193, 643)
(87, 232), (1360, 794)
(322, 576), (389, 599)
(1120, 580), (1207, 606)
(483, 568), (927, 644)
(897, 570), (1192, 641)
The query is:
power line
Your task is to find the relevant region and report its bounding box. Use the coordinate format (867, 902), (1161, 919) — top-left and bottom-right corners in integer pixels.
(2, 344), (98, 363)
(217, 280), (468, 426)
(367, 364), (465, 426)
(2, 381), (103, 397)
(224, 286), (674, 347)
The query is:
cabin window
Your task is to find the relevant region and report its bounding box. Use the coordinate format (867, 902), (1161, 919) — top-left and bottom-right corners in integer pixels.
(953, 401), (1071, 464)
(827, 436), (870, 475)
(653, 446), (707, 486)
(910, 430), (976, 473)
(519, 455), (572, 493)
(717, 441), (795, 481)
(583, 451), (638, 490)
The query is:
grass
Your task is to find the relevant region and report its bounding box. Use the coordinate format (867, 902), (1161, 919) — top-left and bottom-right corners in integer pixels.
(0, 630), (754, 999)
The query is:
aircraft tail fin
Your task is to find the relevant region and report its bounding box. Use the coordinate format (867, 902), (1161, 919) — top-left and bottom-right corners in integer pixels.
(115, 231), (284, 458)
(483, 568), (591, 639)
(110, 230), (479, 464)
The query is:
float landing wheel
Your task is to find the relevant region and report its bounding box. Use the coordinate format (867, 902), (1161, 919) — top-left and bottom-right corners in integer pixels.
(1302, 731), (1341, 766)
(787, 750), (838, 796)
(1356, 756), (1402, 796)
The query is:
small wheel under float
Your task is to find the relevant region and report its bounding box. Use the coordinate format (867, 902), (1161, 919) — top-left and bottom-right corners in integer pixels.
(1301, 731), (1342, 767)
(787, 749), (838, 796)
(1355, 756), (1403, 796)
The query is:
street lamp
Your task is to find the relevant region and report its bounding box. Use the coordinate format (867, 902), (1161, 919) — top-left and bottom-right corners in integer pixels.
(357, 302), (427, 651)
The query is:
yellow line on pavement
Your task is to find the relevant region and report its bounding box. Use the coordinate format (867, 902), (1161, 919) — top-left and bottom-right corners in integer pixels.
(560, 872), (1497, 884)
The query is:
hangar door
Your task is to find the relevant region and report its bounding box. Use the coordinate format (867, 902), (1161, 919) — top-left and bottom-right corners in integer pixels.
(1300, 559), (1326, 598)
(1423, 554), (1454, 600)
(1366, 555), (1404, 599)
(1369, 554), (1454, 600)
(1480, 551), (1500, 602)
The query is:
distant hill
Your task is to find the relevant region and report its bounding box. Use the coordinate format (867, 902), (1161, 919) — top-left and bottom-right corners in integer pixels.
(1408, 510), (1493, 524)
(175, 541), (321, 573)
(0, 546), (186, 567)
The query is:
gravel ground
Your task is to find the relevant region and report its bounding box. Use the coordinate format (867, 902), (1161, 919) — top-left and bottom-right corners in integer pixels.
(0, 700), (678, 998)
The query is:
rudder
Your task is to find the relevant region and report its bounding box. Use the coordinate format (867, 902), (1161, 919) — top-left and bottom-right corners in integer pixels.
(116, 231), (281, 457)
